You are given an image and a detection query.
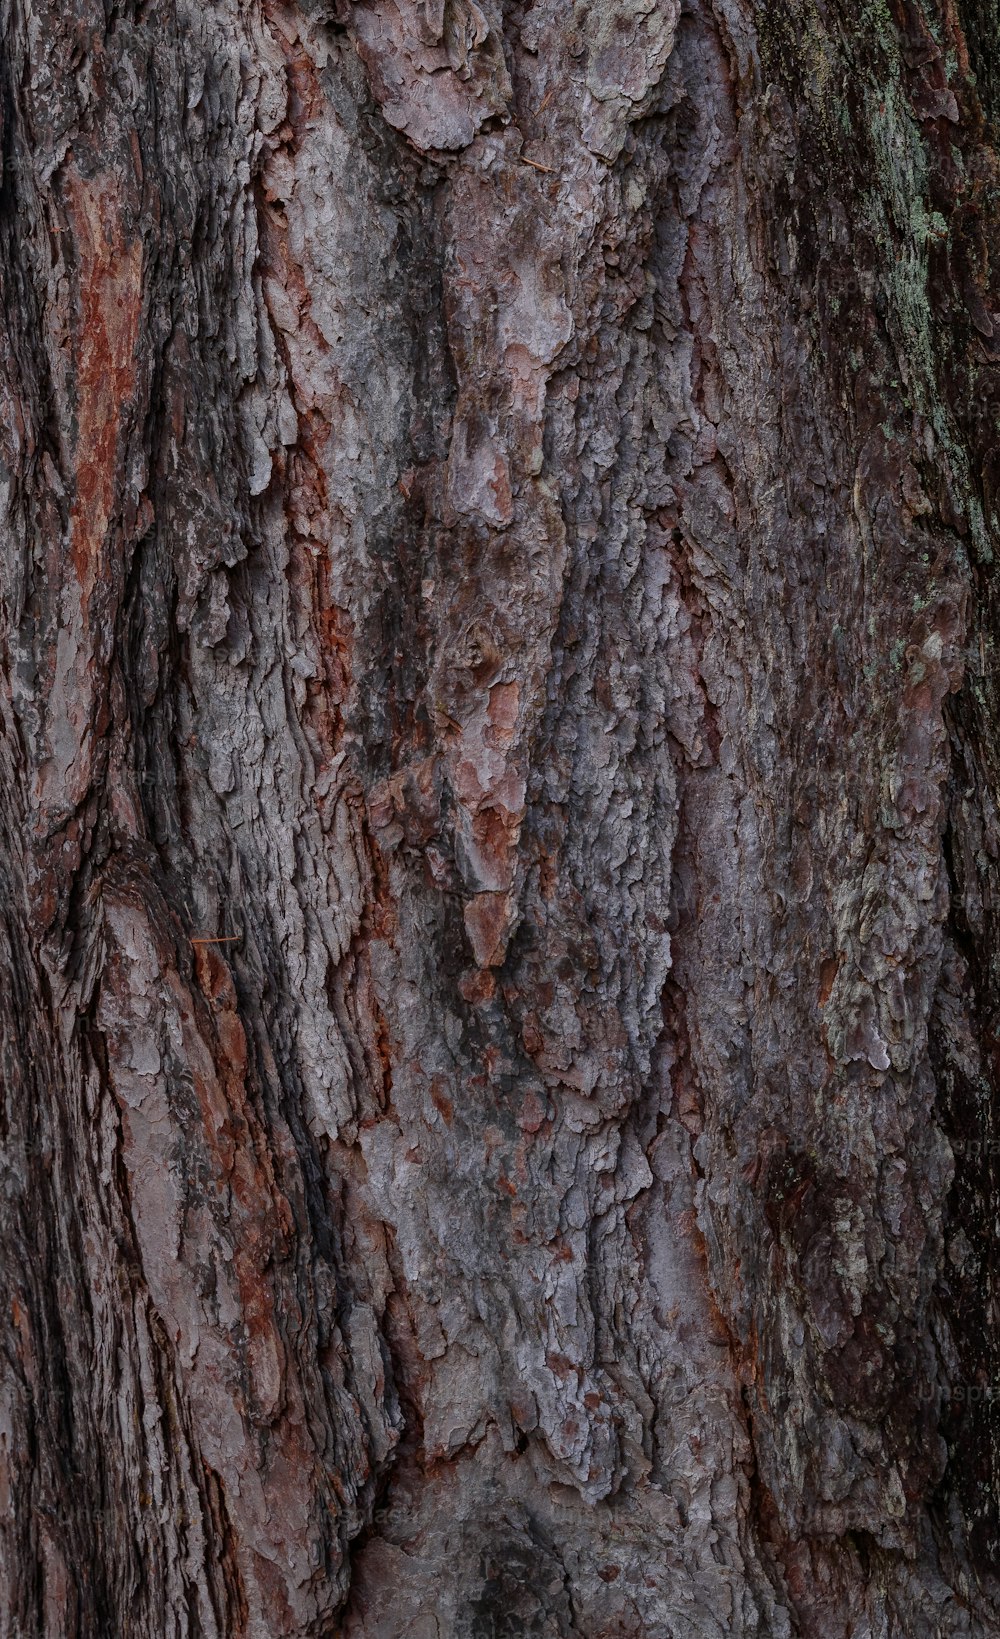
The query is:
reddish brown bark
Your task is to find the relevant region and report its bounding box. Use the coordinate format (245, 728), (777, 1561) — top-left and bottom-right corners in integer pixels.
(2, 0), (1000, 1634)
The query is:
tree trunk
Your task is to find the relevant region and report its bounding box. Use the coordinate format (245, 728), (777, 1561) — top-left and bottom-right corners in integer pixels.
(2, 0), (1000, 1633)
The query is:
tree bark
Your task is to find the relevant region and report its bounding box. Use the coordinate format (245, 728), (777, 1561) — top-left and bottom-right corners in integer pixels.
(2, 0), (1000, 1633)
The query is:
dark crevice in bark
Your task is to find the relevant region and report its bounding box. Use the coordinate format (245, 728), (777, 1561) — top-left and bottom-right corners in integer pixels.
(931, 682), (1000, 1567)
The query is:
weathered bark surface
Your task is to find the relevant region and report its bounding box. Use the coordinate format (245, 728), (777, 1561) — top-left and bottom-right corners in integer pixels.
(2, 0), (1000, 1633)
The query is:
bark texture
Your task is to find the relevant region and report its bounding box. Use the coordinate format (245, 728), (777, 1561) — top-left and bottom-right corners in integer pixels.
(2, 0), (1000, 1633)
